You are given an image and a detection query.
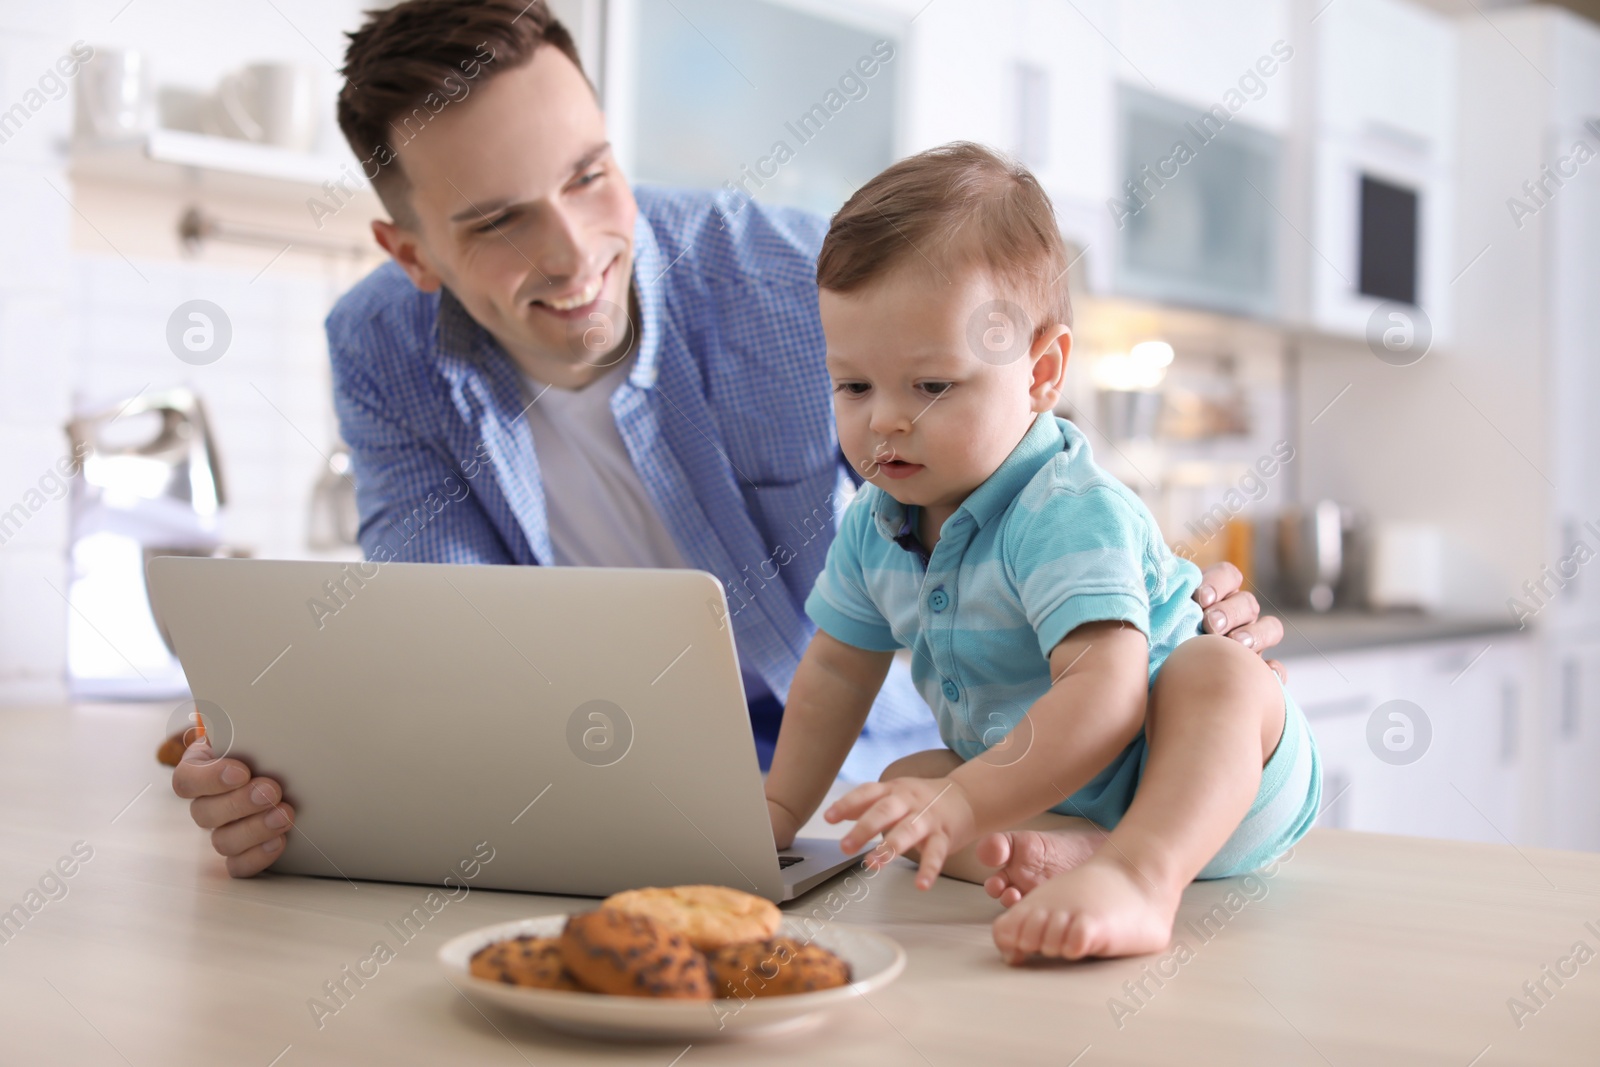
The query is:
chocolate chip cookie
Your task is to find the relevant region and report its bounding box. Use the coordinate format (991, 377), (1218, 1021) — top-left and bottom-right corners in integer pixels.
(468, 935), (580, 990)
(558, 909), (713, 999)
(708, 936), (853, 997)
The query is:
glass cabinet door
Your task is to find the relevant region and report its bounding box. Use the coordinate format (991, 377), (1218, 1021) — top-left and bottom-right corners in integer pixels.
(618, 0), (901, 218)
(1113, 86), (1280, 319)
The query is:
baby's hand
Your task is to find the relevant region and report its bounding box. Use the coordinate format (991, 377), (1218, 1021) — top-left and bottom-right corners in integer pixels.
(826, 777), (977, 890)
(767, 797), (802, 850)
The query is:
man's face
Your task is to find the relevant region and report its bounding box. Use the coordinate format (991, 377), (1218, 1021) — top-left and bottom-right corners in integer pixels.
(820, 266), (1067, 514)
(387, 46), (637, 378)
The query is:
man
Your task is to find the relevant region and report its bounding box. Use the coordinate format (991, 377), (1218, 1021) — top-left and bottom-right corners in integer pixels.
(173, 0), (1284, 878)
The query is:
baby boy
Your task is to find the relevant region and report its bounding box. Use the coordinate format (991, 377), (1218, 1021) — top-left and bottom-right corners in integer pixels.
(764, 142), (1321, 963)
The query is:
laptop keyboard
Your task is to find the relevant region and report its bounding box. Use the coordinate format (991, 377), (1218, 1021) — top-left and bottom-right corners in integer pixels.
(778, 856), (804, 869)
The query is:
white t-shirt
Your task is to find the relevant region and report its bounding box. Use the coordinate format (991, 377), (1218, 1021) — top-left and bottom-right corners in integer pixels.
(519, 358), (772, 701)
(520, 355), (687, 570)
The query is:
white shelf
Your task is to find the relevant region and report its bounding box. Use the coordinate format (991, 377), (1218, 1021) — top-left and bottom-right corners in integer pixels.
(70, 129), (374, 206)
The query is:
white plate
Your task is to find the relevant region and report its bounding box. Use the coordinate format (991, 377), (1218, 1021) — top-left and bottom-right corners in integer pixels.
(438, 914), (906, 1041)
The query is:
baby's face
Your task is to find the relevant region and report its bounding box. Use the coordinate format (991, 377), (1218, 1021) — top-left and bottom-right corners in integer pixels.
(820, 266), (1067, 513)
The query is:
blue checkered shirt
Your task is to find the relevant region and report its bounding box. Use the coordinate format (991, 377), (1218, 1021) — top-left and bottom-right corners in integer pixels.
(325, 185), (941, 777)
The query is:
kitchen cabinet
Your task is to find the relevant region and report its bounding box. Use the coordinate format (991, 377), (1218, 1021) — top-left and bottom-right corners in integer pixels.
(1453, 9), (1600, 853)
(1314, 0), (1453, 145)
(1110, 84), (1284, 318)
(1296, 0), (1457, 343)
(1284, 635), (1530, 844)
(604, 0), (904, 218)
(1540, 636), (1600, 851)
(896, 0), (1300, 305)
(1108, 0), (1295, 134)
(1290, 7), (1599, 650)
(1451, 7), (1600, 635)
(1099, 0), (1294, 316)
(1007, 0), (1118, 293)
(1546, 92), (1600, 634)
(895, 0), (1118, 291)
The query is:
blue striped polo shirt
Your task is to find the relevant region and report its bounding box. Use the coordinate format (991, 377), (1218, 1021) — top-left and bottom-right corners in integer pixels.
(805, 413), (1205, 818)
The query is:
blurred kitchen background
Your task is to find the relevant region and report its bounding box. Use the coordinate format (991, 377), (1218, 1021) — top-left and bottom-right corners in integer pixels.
(0, 0), (1596, 849)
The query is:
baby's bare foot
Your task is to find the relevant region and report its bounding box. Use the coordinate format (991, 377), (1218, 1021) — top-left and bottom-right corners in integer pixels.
(991, 852), (1181, 963)
(975, 824), (1104, 907)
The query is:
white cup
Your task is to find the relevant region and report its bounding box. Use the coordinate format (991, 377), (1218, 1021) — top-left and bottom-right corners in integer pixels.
(214, 63), (317, 152)
(75, 48), (153, 141)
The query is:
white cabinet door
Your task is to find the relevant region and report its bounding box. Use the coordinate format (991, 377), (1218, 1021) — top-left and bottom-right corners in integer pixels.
(1542, 638), (1600, 851)
(901, 0), (1119, 284)
(1390, 641), (1524, 845)
(1315, 0), (1455, 147)
(1279, 648), (1388, 832)
(1286, 637), (1529, 844)
(1108, 0), (1295, 133)
(1547, 126), (1600, 632)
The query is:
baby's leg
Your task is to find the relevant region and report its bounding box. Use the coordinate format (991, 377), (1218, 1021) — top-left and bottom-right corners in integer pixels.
(990, 635), (1284, 963)
(876, 749), (1103, 885)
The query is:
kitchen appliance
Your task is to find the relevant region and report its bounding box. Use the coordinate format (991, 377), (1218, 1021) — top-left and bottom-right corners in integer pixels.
(68, 387), (227, 520)
(1276, 501), (1367, 612)
(1358, 173), (1420, 305)
(1366, 521), (1442, 611)
(64, 388), (236, 698)
(306, 444), (360, 549)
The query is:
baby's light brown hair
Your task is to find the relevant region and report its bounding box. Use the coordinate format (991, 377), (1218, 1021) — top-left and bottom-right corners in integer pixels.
(816, 142), (1074, 338)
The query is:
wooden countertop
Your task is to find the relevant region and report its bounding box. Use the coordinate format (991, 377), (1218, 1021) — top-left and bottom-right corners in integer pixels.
(2, 703), (1597, 1065)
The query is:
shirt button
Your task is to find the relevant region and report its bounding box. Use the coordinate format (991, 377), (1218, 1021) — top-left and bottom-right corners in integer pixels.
(929, 588), (949, 612)
(941, 679), (959, 701)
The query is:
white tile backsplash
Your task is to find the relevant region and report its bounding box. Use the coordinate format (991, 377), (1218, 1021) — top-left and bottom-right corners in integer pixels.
(69, 252), (348, 565)
(0, 32), (75, 165)
(0, 292), (72, 426)
(0, 425), (74, 551)
(0, 23), (72, 699)
(0, 165), (71, 292)
(0, 547), (70, 675)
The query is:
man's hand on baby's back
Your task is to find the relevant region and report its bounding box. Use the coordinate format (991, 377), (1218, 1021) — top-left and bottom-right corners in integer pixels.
(171, 742), (294, 878)
(827, 776), (978, 890)
(1193, 562), (1287, 682)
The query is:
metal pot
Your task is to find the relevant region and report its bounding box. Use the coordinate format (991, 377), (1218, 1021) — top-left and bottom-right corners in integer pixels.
(1276, 501), (1366, 612)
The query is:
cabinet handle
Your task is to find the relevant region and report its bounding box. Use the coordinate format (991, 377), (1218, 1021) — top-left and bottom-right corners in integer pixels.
(1302, 697), (1370, 721)
(1562, 518), (1581, 604)
(1500, 680), (1519, 765)
(1561, 658), (1580, 740)
(1318, 771), (1350, 830)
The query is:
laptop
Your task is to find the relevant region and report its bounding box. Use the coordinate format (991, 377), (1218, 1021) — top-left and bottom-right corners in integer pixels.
(145, 557), (868, 902)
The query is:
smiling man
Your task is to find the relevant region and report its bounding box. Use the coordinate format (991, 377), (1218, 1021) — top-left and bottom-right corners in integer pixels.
(172, 0), (1283, 877)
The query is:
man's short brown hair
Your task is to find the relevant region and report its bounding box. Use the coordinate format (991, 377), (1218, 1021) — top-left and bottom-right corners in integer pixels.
(337, 0), (584, 227)
(816, 142), (1073, 334)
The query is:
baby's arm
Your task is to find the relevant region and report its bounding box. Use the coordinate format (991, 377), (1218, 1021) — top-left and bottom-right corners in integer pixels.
(829, 620), (1148, 887)
(951, 619), (1149, 829)
(764, 630), (895, 848)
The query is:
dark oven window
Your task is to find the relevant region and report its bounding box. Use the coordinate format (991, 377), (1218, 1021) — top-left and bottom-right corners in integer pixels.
(1358, 174), (1419, 305)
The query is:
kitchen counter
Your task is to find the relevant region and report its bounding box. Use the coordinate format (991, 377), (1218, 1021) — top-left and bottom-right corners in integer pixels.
(3, 702), (1598, 1065)
(1269, 609), (1523, 660)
